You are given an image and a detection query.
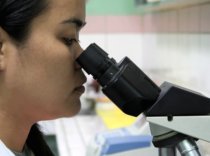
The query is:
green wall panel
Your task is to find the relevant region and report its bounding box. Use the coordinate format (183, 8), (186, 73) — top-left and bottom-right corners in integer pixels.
(86, 0), (137, 15)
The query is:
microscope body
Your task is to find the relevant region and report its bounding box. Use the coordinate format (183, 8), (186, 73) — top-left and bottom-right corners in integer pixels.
(77, 43), (210, 156)
(145, 81), (210, 149)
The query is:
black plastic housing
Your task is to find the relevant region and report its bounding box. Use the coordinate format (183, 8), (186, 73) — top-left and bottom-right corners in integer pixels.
(77, 43), (161, 116)
(146, 82), (210, 116)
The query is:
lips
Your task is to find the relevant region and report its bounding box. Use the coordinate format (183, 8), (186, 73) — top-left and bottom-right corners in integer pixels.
(74, 76), (87, 94)
(74, 85), (85, 93)
(74, 71), (87, 94)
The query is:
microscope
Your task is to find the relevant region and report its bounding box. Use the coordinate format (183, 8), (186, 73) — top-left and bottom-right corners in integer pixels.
(76, 43), (210, 156)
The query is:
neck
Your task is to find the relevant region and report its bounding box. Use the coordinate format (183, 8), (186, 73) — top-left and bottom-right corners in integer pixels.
(0, 109), (34, 152)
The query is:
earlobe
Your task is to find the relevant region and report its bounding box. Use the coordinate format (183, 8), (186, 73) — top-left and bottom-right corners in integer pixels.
(0, 28), (6, 71)
(0, 57), (5, 71)
(0, 42), (5, 71)
(0, 27), (19, 71)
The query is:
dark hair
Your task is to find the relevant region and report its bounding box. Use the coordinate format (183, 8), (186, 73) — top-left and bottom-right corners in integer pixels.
(0, 0), (48, 42)
(26, 124), (54, 156)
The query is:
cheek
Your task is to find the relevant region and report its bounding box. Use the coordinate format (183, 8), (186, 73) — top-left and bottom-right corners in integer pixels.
(17, 38), (76, 105)
(23, 34), (74, 79)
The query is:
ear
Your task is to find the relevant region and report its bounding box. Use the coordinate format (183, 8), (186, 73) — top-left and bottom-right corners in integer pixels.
(0, 27), (10, 71)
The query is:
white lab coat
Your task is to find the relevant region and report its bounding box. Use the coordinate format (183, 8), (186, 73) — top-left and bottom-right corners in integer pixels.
(0, 140), (15, 156)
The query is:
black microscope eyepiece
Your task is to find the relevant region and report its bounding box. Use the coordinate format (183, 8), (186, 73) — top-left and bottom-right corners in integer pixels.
(76, 43), (161, 116)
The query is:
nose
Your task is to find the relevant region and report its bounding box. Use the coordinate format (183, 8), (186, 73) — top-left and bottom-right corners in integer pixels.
(75, 43), (84, 58)
(75, 43), (84, 69)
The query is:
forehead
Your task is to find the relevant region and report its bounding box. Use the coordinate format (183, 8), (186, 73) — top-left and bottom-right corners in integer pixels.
(48, 0), (85, 21)
(49, 0), (85, 17)
(32, 0), (86, 29)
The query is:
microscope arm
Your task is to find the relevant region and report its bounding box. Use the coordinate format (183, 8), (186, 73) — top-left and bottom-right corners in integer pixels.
(147, 115), (210, 143)
(144, 81), (210, 143)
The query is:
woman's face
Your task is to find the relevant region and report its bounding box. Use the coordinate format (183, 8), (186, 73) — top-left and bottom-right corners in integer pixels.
(4, 0), (87, 120)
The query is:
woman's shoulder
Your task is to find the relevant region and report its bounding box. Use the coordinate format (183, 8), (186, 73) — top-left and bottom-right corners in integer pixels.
(0, 140), (15, 156)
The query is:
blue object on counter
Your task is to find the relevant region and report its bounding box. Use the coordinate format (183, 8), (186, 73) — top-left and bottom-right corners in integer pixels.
(100, 134), (152, 155)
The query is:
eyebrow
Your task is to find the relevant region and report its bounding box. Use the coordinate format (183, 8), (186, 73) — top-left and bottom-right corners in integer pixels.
(61, 18), (86, 29)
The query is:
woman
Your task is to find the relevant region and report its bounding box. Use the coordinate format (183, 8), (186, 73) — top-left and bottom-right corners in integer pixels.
(0, 0), (87, 155)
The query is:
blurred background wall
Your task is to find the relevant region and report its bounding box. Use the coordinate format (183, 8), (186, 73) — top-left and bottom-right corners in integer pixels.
(81, 0), (210, 95)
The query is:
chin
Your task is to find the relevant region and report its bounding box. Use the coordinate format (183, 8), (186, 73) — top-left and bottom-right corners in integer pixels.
(64, 100), (81, 117)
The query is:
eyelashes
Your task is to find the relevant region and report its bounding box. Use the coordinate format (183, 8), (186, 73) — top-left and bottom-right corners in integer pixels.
(62, 37), (80, 47)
